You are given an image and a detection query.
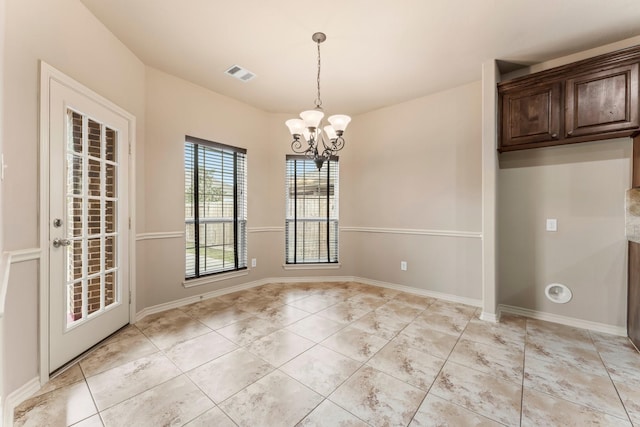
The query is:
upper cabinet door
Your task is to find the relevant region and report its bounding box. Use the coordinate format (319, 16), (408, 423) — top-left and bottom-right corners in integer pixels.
(500, 82), (562, 148)
(565, 63), (639, 138)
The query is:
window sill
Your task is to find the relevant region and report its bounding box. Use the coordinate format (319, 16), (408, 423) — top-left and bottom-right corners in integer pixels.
(183, 269), (249, 288)
(282, 263), (342, 271)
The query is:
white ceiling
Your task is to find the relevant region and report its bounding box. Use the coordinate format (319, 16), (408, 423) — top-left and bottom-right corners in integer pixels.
(80, 0), (640, 116)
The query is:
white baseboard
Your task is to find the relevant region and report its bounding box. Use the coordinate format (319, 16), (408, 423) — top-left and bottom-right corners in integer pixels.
(480, 311), (501, 323)
(499, 304), (627, 336)
(352, 276), (482, 307)
(3, 376), (40, 427)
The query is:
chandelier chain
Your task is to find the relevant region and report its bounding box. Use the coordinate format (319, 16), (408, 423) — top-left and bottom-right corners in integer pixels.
(315, 39), (322, 109)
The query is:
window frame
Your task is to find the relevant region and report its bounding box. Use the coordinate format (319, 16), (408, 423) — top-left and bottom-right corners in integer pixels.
(285, 155), (339, 264)
(184, 135), (247, 279)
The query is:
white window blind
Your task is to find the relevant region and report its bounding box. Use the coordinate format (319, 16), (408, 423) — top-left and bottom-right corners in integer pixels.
(285, 155), (339, 264)
(185, 136), (247, 278)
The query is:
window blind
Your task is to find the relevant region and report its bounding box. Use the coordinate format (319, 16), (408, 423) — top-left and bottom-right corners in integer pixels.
(185, 136), (247, 278)
(285, 155), (339, 264)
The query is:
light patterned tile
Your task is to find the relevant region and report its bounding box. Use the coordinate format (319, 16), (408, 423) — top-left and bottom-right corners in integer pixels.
(526, 319), (592, 347)
(367, 339), (444, 391)
(236, 296), (284, 316)
(179, 297), (232, 318)
(32, 363), (85, 398)
(216, 289), (260, 305)
(254, 304), (311, 327)
(220, 370), (323, 427)
(217, 316), (281, 346)
(525, 333), (606, 376)
(427, 300), (478, 318)
(413, 310), (469, 337)
(321, 326), (388, 362)
(86, 352), (181, 410)
(192, 304), (253, 330)
(187, 348), (274, 403)
(397, 322), (459, 359)
(524, 353), (627, 419)
(430, 361), (521, 426)
(164, 331), (238, 371)
(460, 318), (525, 351)
(449, 338), (524, 383)
(79, 331), (158, 377)
(281, 345), (362, 396)
(297, 399), (369, 427)
(136, 308), (212, 349)
(329, 365), (425, 427)
(71, 414), (104, 427)
(287, 294), (344, 313)
(590, 331), (638, 354)
(100, 375), (213, 427)
(614, 380), (640, 425)
(14, 382), (97, 427)
(317, 301), (373, 324)
(375, 301), (423, 323)
(183, 406), (236, 427)
(410, 394), (502, 427)
(286, 314), (345, 343)
(521, 387), (631, 427)
(350, 311), (409, 340)
(347, 293), (388, 310)
(391, 292), (435, 310)
(246, 329), (315, 367)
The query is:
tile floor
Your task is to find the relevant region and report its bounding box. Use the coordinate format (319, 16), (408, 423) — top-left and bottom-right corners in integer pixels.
(13, 281), (640, 427)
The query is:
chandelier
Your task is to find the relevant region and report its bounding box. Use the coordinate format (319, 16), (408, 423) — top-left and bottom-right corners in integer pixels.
(285, 32), (351, 170)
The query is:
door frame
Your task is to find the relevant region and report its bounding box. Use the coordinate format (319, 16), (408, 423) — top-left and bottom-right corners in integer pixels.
(38, 61), (137, 385)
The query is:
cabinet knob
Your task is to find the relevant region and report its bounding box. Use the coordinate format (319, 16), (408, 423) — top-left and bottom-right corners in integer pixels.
(567, 130), (573, 136)
(551, 133), (558, 139)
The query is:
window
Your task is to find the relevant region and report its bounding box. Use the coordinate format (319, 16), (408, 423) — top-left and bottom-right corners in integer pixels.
(185, 136), (247, 278)
(285, 155), (339, 264)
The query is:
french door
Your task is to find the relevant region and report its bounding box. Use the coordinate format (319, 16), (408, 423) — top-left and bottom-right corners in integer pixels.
(47, 74), (130, 372)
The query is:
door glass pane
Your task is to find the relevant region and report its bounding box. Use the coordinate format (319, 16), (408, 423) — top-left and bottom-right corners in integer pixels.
(105, 200), (116, 234)
(87, 199), (101, 236)
(67, 111), (83, 154)
(67, 197), (82, 238)
(87, 275), (101, 315)
(65, 109), (120, 328)
(88, 119), (101, 158)
(67, 154), (83, 196)
(88, 158), (101, 197)
(87, 238), (101, 276)
(105, 163), (117, 198)
(105, 127), (116, 162)
(105, 271), (116, 307)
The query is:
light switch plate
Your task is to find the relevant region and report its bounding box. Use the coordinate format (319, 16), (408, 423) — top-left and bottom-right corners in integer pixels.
(546, 218), (558, 232)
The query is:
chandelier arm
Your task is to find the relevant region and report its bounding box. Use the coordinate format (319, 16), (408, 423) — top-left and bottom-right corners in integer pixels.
(291, 138), (309, 154)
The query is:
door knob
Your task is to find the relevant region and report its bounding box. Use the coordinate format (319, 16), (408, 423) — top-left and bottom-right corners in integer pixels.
(53, 238), (71, 248)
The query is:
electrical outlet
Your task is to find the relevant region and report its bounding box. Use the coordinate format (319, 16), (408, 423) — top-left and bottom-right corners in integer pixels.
(251, 258), (257, 268)
(400, 261), (407, 271)
(546, 218), (558, 232)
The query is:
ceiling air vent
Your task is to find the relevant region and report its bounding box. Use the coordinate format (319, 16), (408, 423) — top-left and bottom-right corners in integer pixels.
(225, 65), (256, 82)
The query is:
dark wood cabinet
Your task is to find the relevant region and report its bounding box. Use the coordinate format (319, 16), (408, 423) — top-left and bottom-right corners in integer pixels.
(498, 45), (640, 152)
(501, 83), (561, 147)
(566, 63), (639, 138)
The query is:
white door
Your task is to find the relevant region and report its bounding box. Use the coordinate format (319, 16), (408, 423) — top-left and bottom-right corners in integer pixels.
(48, 78), (130, 372)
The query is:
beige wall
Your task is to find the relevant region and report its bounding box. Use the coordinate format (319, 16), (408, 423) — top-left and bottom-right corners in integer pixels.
(2, 0), (145, 396)
(342, 82), (483, 299)
(498, 139), (631, 326)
